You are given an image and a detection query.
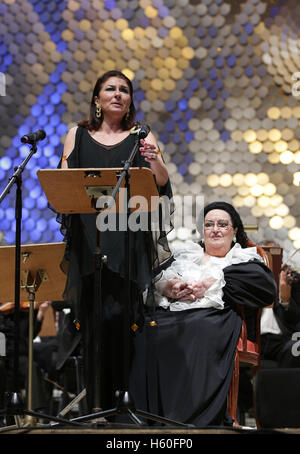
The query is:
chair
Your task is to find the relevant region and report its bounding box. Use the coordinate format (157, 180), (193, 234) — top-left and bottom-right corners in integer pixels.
(43, 353), (88, 418)
(55, 355), (88, 418)
(227, 240), (273, 426)
(39, 309), (88, 418)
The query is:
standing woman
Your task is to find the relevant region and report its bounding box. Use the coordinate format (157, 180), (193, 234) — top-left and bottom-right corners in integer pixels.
(57, 70), (173, 414)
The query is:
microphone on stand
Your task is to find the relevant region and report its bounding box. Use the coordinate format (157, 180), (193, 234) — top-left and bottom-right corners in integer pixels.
(21, 129), (46, 144)
(138, 124), (150, 139)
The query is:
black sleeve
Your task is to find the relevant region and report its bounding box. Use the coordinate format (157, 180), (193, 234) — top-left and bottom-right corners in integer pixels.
(222, 260), (277, 310)
(222, 260), (277, 342)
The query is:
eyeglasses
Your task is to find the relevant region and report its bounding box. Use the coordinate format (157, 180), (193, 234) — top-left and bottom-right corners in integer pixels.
(204, 220), (233, 230)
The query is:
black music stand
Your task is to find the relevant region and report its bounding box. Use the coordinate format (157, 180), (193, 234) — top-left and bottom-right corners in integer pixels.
(38, 166), (190, 428)
(0, 242), (85, 429)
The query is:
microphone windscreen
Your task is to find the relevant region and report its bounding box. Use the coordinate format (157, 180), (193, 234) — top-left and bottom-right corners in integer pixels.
(138, 124), (150, 139)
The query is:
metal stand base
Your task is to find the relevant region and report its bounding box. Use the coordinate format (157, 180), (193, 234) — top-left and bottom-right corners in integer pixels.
(0, 391), (85, 428)
(65, 390), (193, 428)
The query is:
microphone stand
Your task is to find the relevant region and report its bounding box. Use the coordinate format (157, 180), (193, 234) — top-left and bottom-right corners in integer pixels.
(0, 141), (84, 429)
(0, 142), (39, 420)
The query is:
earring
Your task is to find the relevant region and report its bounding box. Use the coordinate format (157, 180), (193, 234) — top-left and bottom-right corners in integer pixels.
(232, 235), (236, 243)
(95, 103), (102, 118)
(126, 108), (130, 120)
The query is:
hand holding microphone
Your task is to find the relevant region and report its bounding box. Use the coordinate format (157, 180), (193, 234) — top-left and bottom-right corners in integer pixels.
(140, 139), (159, 161)
(138, 124), (160, 162)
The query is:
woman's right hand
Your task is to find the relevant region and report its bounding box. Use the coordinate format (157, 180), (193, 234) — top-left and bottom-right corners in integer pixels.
(162, 277), (217, 302)
(162, 279), (194, 301)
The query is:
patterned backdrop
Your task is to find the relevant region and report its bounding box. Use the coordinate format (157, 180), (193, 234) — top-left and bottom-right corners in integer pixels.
(0, 0), (299, 266)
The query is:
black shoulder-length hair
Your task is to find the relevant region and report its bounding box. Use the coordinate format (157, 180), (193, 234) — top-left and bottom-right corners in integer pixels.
(199, 201), (249, 248)
(78, 70), (136, 131)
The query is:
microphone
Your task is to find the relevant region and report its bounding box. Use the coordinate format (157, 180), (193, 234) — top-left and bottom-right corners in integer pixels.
(138, 124), (150, 139)
(21, 129), (46, 144)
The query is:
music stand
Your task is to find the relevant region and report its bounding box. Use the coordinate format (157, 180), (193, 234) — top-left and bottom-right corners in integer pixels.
(38, 167), (190, 427)
(0, 242), (84, 428)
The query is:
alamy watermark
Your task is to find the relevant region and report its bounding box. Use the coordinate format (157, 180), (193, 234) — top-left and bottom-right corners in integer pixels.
(0, 332), (5, 356)
(95, 190), (205, 233)
(0, 72), (5, 96)
(291, 332), (300, 357)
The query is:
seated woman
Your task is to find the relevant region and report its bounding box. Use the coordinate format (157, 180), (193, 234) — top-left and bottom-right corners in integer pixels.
(130, 201), (277, 427)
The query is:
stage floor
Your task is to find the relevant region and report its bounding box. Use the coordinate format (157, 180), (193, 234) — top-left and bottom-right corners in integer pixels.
(0, 422), (299, 435)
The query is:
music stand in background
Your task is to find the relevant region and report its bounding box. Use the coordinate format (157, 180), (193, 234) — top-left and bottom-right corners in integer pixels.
(0, 242), (85, 428)
(38, 167), (188, 427)
(0, 133), (84, 429)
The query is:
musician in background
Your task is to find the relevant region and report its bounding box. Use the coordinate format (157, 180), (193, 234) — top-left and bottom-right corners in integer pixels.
(260, 242), (300, 368)
(238, 242), (300, 419)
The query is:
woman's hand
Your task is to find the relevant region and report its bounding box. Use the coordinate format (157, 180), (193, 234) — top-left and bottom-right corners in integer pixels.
(162, 277), (217, 302)
(139, 139), (160, 162)
(162, 279), (194, 301)
(139, 135), (168, 186)
(188, 277), (217, 299)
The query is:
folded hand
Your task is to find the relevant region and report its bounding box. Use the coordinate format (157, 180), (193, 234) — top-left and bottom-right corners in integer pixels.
(162, 279), (194, 301)
(162, 277), (217, 302)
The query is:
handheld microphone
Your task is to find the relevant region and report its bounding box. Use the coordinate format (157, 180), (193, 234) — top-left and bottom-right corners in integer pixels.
(138, 124), (150, 139)
(21, 129), (46, 144)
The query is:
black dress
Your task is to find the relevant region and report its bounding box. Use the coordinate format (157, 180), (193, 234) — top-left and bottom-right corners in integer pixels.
(129, 260), (277, 426)
(58, 126), (173, 412)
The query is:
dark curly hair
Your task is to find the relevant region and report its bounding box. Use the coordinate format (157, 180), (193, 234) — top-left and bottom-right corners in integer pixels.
(199, 201), (249, 249)
(78, 70), (136, 131)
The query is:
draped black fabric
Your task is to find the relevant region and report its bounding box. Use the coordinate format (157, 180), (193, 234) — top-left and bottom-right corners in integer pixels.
(222, 260), (277, 341)
(59, 126), (173, 317)
(129, 260), (276, 427)
(54, 126), (173, 411)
